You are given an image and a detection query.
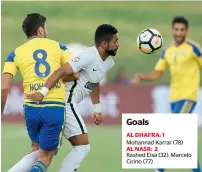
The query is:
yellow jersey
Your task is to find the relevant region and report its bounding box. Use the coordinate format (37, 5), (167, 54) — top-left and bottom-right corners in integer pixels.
(155, 40), (202, 102)
(3, 37), (71, 103)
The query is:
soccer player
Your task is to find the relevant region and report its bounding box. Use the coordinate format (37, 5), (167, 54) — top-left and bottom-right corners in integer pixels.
(132, 16), (202, 172)
(1, 13), (78, 172)
(26, 24), (119, 172)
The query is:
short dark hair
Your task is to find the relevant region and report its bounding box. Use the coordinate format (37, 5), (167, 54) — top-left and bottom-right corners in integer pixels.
(172, 16), (189, 28)
(22, 13), (46, 38)
(95, 24), (118, 46)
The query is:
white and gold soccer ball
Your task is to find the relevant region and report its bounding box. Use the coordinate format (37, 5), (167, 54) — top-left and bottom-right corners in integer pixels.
(137, 28), (163, 54)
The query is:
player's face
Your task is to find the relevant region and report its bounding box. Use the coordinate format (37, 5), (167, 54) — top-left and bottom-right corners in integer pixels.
(105, 34), (119, 56)
(172, 23), (188, 44)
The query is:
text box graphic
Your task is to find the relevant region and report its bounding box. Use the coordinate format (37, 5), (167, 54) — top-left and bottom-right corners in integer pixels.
(122, 113), (198, 169)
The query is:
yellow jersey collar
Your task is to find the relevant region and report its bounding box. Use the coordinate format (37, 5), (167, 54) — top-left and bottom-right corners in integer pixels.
(28, 36), (39, 41)
(174, 40), (187, 48)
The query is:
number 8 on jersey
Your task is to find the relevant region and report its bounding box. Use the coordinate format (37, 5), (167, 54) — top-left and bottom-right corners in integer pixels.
(33, 49), (50, 78)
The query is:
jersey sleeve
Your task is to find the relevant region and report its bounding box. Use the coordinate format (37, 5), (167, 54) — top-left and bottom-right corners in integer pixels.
(59, 43), (72, 65)
(154, 49), (168, 71)
(68, 52), (91, 73)
(193, 44), (202, 67)
(197, 57), (202, 67)
(2, 51), (17, 76)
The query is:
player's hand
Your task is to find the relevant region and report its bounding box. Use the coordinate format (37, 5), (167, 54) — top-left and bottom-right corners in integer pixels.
(132, 73), (144, 84)
(91, 113), (102, 125)
(25, 92), (44, 103)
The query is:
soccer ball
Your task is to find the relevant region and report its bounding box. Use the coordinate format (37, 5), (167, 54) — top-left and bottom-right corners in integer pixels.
(137, 28), (163, 54)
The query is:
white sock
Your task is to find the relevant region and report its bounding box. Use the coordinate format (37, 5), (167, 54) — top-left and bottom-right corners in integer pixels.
(59, 144), (90, 172)
(8, 150), (39, 172)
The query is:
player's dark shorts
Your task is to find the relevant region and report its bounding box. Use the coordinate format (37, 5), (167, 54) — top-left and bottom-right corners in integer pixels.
(170, 99), (196, 113)
(24, 101), (65, 151)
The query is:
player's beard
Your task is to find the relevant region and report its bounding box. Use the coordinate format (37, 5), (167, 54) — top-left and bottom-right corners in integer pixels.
(105, 47), (118, 56)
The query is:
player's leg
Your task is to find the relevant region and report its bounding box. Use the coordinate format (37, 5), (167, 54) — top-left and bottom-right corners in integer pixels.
(59, 134), (90, 172)
(8, 150), (39, 172)
(30, 105), (65, 172)
(8, 105), (40, 172)
(10, 140), (60, 172)
(172, 100), (200, 172)
(59, 103), (90, 172)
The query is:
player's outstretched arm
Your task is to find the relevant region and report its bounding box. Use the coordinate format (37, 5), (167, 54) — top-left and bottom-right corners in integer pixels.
(26, 62), (74, 102)
(1, 73), (13, 114)
(44, 62), (74, 89)
(133, 55), (167, 84)
(90, 83), (102, 125)
(132, 70), (164, 84)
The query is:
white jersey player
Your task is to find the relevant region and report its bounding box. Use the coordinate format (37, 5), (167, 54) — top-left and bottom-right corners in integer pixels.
(27, 24), (119, 172)
(64, 46), (114, 138)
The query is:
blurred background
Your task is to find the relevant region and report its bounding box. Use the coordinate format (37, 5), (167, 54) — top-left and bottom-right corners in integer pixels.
(1, 1), (202, 172)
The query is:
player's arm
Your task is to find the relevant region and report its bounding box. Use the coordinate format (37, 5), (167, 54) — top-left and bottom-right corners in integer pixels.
(44, 52), (89, 89)
(135, 70), (164, 82)
(90, 83), (100, 104)
(1, 74), (13, 114)
(25, 63), (75, 101)
(132, 49), (168, 84)
(26, 53), (90, 101)
(43, 63), (75, 92)
(61, 73), (80, 83)
(90, 83), (102, 125)
(1, 51), (17, 114)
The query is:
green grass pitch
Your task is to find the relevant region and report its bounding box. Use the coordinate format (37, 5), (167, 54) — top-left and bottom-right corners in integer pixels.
(2, 124), (202, 172)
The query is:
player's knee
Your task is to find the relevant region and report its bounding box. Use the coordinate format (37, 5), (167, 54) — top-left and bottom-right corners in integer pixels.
(83, 144), (90, 153)
(31, 146), (39, 152)
(31, 142), (39, 152)
(69, 133), (89, 146)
